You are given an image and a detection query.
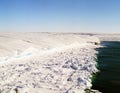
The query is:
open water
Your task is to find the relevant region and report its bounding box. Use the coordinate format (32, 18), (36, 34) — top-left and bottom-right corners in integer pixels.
(92, 41), (120, 93)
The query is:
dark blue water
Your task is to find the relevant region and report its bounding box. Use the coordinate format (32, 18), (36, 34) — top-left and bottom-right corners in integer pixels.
(92, 41), (120, 93)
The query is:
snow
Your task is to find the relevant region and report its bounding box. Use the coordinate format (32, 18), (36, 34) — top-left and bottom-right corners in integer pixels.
(0, 32), (100, 93)
(94, 34), (120, 41)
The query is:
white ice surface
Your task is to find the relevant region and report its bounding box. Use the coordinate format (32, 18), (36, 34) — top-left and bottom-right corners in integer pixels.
(0, 33), (100, 93)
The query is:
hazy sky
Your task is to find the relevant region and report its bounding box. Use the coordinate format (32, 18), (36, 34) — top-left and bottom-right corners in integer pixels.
(0, 0), (120, 33)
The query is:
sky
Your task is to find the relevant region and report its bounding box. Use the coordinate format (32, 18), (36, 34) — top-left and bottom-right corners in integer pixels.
(0, 0), (120, 33)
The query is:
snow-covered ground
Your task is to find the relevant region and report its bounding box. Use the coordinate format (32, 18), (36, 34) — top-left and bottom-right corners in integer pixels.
(94, 34), (120, 41)
(0, 32), (100, 93)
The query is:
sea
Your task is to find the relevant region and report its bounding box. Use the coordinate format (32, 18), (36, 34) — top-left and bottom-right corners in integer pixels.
(92, 41), (120, 93)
